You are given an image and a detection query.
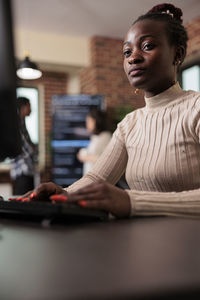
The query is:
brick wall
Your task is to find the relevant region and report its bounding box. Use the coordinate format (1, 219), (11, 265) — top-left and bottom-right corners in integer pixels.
(186, 16), (200, 60)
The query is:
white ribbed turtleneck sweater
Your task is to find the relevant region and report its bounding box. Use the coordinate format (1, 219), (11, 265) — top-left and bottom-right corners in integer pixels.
(66, 83), (200, 217)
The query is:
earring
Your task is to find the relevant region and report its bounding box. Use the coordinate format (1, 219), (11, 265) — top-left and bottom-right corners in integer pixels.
(175, 60), (181, 65)
(135, 89), (140, 95)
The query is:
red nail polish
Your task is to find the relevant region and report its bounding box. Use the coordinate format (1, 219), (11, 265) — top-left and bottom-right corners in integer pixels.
(50, 194), (68, 202)
(16, 197), (23, 201)
(30, 192), (36, 199)
(78, 200), (87, 207)
(22, 197), (29, 202)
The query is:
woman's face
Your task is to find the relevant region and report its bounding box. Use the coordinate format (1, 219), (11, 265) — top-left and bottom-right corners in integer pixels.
(123, 19), (177, 97)
(21, 103), (31, 118)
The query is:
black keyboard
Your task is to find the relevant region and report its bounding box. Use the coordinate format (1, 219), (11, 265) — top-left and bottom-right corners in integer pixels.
(0, 199), (108, 223)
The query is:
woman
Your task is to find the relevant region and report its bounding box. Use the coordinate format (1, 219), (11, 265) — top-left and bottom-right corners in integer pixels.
(26, 3), (200, 218)
(10, 97), (36, 195)
(77, 109), (112, 175)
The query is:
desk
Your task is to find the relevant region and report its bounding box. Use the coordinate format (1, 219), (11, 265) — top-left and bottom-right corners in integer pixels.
(0, 216), (200, 299)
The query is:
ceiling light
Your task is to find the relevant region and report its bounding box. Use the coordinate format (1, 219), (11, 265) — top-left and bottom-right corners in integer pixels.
(16, 55), (42, 80)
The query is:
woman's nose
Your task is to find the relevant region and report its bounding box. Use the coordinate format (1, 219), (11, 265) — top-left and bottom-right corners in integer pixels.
(128, 51), (143, 64)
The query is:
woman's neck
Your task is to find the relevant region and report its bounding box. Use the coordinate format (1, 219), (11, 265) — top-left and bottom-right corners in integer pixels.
(144, 81), (176, 98)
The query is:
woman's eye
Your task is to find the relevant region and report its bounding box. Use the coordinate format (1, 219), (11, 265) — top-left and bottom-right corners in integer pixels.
(143, 43), (155, 50)
(123, 49), (131, 57)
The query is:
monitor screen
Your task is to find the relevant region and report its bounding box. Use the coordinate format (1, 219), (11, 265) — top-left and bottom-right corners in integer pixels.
(0, 0), (21, 161)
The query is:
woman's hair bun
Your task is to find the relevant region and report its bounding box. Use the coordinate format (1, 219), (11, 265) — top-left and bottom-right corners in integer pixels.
(147, 3), (183, 23)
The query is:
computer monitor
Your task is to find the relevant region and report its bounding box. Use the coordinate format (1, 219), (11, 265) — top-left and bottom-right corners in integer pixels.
(0, 0), (21, 161)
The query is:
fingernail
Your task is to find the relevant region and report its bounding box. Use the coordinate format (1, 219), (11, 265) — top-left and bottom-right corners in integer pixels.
(22, 197), (29, 202)
(16, 197), (23, 201)
(30, 192), (36, 199)
(50, 194), (68, 203)
(78, 200), (87, 207)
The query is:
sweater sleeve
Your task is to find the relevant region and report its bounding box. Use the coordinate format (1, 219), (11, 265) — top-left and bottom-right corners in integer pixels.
(126, 188), (200, 217)
(65, 125), (128, 193)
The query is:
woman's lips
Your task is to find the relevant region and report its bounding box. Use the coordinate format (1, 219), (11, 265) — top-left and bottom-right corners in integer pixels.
(129, 68), (146, 77)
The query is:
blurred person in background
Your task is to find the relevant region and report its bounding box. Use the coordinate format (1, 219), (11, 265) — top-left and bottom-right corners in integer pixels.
(77, 109), (112, 175)
(10, 97), (37, 195)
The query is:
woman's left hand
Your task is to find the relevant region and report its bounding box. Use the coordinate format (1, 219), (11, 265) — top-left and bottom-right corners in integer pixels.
(68, 180), (131, 218)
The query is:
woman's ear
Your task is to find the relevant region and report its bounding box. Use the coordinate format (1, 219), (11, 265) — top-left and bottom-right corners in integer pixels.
(173, 46), (186, 66)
